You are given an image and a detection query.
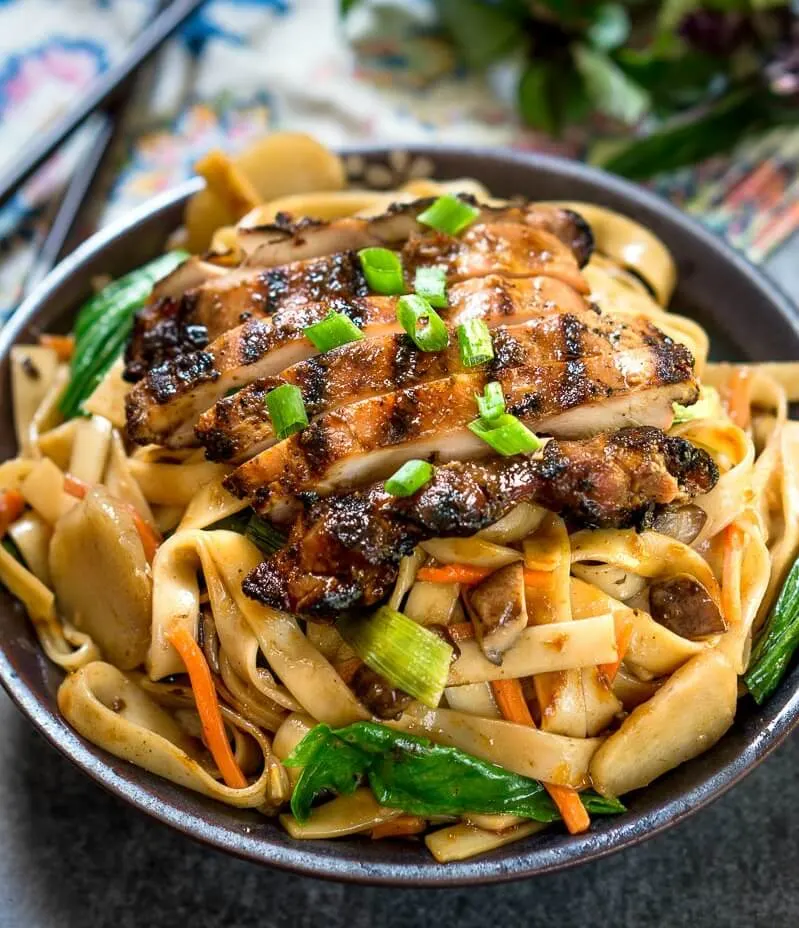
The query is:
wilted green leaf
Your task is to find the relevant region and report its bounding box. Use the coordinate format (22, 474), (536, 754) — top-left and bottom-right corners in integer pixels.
(433, 0), (526, 69)
(586, 3), (630, 51)
(574, 43), (650, 125)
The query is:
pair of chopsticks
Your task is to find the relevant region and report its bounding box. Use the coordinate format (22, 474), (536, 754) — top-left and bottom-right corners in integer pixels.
(9, 0), (207, 293)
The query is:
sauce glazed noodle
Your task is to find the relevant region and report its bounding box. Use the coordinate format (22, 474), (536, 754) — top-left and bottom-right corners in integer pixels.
(2, 133), (798, 864)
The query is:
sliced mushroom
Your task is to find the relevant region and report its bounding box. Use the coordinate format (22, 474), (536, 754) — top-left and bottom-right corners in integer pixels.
(649, 574), (727, 641)
(649, 505), (707, 545)
(466, 562), (528, 664)
(49, 487), (152, 669)
(350, 664), (413, 720)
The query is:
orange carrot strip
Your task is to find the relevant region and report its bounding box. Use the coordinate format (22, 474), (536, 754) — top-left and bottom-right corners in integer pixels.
(490, 678), (535, 726)
(371, 816), (427, 840)
(544, 783), (590, 834)
(722, 522), (744, 628)
(39, 334), (75, 362)
(63, 473), (161, 563)
(167, 626), (247, 790)
(0, 489), (26, 537)
(490, 677), (590, 835)
(598, 616), (634, 683)
(416, 564), (493, 585)
(724, 368), (751, 430)
(447, 621), (477, 642)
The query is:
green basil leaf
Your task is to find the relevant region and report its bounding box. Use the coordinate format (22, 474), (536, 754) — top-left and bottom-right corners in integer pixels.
(587, 3), (630, 51)
(574, 43), (650, 126)
(433, 0), (525, 68)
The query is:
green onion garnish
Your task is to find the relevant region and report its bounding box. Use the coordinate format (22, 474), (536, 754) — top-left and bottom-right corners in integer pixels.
(385, 459), (434, 497)
(672, 385), (721, 424)
(457, 318), (494, 367)
(303, 310), (364, 352)
(414, 267), (448, 308)
(338, 606), (453, 708)
(417, 194), (480, 236)
(476, 381), (505, 421)
(469, 413), (542, 456)
(397, 294), (449, 352)
(358, 247), (405, 295)
(265, 384), (309, 440)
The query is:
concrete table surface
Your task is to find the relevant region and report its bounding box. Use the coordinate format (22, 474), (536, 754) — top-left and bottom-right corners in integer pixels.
(0, 242), (797, 928)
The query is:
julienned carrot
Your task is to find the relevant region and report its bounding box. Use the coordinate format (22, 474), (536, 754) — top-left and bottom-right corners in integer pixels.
(416, 564), (492, 585)
(371, 816), (427, 839)
(63, 473), (161, 563)
(490, 677), (590, 835)
(490, 678), (535, 726)
(598, 616), (634, 682)
(167, 626), (248, 790)
(544, 783), (590, 834)
(724, 368), (751, 430)
(0, 489), (25, 537)
(39, 333), (75, 362)
(722, 522), (744, 628)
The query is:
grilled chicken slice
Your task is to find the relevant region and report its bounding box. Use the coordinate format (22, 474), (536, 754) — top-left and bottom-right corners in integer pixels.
(238, 197), (594, 268)
(226, 338), (698, 510)
(198, 310), (676, 463)
(124, 202), (592, 380)
(125, 251), (371, 380)
(242, 427), (719, 617)
(127, 274), (589, 448)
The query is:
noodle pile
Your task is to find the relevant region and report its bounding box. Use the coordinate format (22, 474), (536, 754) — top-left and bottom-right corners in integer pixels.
(2, 134), (798, 863)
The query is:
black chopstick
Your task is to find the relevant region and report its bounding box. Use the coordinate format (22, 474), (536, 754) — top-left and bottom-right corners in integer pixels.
(23, 116), (115, 295)
(0, 0), (206, 211)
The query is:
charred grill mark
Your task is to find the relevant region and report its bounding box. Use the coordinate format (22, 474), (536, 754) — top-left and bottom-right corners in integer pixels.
(383, 391), (421, 446)
(298, 420), (331, 476)
(239, 320), (273, 365)
(562, 209), (594, 267)
(392, 335), (425, 387)
(488, 328), (527, 375)
(124, 294), (210, 381)
(264, 268), (289, 308)
(507, 391), (542, 418)
(643, 325), (696, 386)
(561, 313), (585, 360)
(297, 355), (329, 413)
(148, 351), (218, 404)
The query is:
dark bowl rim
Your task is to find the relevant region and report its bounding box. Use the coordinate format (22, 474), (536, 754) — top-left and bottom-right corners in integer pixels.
(1, 144), (798, 887)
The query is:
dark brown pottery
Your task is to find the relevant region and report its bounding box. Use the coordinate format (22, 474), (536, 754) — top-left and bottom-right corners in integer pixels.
(0, 147), (797, 885)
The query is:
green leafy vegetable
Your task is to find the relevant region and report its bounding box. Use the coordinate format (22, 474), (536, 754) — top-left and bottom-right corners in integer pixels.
(265, 383), (309, 439)
(744, 557), (799, 704)
(60, 251), (189, 419)
(476, 381), (505, 422)
(396, 294), (450, 352)
(417, 195), (480, 237)
(468, 413), (542, 456)
(433, 0), (526, 69)
(337, 606), (453, 707)
(303, 310), (365, 351)
(457, 318), (494, 367)
(385, 459), (434, 497)
(208, 509), (287, 555)
(414, 267), (448, 309)
(573, 43), (650, 126)
(286, 721), (626, 824)
(672, 385), (721, 424)
(357, 248), (405, 295)
(586, 3), (630, 51)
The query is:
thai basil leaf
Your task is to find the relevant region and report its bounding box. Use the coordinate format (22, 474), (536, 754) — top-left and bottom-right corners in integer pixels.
(433, 0), (526, 68)
(573, 43), (650, 126)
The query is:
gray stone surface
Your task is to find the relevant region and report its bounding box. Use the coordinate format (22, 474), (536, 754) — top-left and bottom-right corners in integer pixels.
(0, 239), (795, 928)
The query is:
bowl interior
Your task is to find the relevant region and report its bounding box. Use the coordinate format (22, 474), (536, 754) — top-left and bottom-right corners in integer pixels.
(1, 147), (798, 885)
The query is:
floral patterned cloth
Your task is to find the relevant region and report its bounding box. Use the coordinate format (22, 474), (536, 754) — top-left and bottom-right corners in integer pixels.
(1, 0), (798, 317)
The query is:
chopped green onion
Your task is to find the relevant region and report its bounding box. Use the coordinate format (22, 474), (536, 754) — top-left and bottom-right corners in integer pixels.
(672, 385), (721, 424)
(397, 295), (449, 352)
(337, 606), (453, 708)
(744, 556), (799, 704)
(303, 311), (364, 352)
(413, 267), (448, 308)
(476, 381), (505, 421)
(417, 194), (480, 236)
(358, 247), (405, 295)
(457, 319), (494, 367)
(385, 459), (434, 497)
(469, 413), (542, 456)
(265, 384), (308, 440)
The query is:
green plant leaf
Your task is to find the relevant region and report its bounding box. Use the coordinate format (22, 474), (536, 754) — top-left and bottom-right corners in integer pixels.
(595, 85), (768, 179)
(433, 0), (526, 69)
(586, 3), (630, 51)
(574, 43), (650, 125)
(518, 60), (559, 134)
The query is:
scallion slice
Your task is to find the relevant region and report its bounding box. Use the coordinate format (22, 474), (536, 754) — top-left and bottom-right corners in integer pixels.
(304, 311), (364, 352)
(417, 194), (480, 236)
(469, 413), (542, 456)
(414, 266), (448, 308)
(457, 318), (494, 367)
(476, 381), (505, 421)
(337, 606), (453, 708)
(265, 384), (308, 440)
(385, 459), (434, 497)
(358, 247), (405, 295)
(397, 294), (449, 352)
